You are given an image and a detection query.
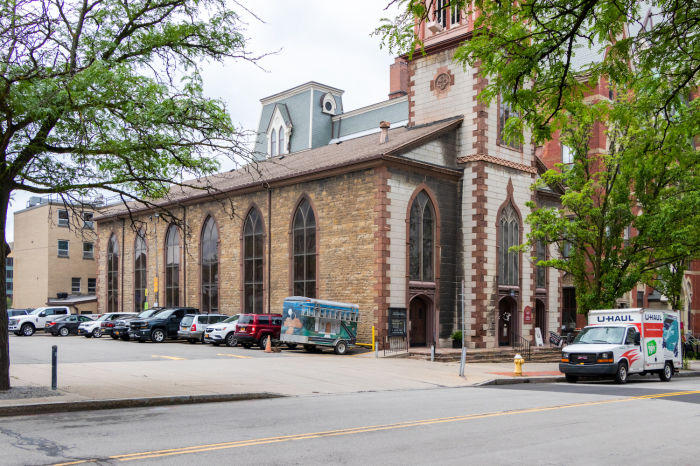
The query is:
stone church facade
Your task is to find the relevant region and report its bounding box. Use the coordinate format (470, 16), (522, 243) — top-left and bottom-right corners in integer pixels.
(95, 8), (571, 349)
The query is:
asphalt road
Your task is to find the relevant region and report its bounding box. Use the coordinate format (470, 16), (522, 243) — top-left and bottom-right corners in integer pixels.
(9, 332), (370, 365)
(2, 377), (699, 465)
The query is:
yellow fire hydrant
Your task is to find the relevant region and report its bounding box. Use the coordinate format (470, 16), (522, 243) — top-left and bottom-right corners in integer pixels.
(514, 353), (525, 376)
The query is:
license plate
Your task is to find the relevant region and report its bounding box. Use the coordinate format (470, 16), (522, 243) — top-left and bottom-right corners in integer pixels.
(205, 334), (209, 338)
(239, 327), (245, 331)
(45, 324), (50, 327)
(115, 331), (120, 335)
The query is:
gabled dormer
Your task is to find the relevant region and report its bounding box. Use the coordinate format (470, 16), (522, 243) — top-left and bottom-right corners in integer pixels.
(266, 103), (293, 157)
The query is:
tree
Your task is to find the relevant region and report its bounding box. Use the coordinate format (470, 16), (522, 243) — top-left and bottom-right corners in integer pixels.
(0, 0), (267, 390)
(375, 0), (700, 313)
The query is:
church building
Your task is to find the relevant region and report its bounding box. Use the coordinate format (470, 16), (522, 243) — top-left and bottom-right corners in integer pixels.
(95, 9), (572, 349)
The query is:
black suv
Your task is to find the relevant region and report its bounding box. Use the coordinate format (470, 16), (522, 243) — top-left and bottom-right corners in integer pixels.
(128, 307), (199, 343)
(113, 308), (164, 341)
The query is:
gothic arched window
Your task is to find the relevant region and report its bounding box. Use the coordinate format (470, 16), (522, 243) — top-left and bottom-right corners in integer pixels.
(244, 209), (264, 313)
(409, 191), (434, 281)
(270, 129), (277, 157)
(134, 232), (147, 312)
(293, 199), (316, 298)
(165, 225), (180, 307)
(278, 126), (284, 155)
(107, 235), (119, 313)
(499, 203), (520, 286)
(201, 217), (219, 313)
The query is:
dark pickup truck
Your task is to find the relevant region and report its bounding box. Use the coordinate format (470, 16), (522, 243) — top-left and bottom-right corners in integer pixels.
(128, 307), (199, 343)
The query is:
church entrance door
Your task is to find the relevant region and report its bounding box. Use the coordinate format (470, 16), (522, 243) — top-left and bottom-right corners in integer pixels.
(498, 299), (513, 347)
(409, 297), (427, 347)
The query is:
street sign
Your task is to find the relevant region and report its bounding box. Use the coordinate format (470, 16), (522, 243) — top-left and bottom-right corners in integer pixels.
(154, 277), (159, 293)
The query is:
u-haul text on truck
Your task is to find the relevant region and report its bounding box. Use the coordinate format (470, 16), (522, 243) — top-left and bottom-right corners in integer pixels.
(559, 308), (681, 384)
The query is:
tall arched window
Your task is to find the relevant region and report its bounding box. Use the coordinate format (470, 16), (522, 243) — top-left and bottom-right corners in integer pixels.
(107, 235), (119, 313)
(293, 199), (316, 298)
(278, 126), (284, 155)
(499, 202), (519, 286)
(201, 217), (219, 313)
(165, 225), (180, 307)
(134, 232), (147, 312)
(409, 191), (434, 281)
(244, 209), (264, 313)
(270, 129), (277, 157)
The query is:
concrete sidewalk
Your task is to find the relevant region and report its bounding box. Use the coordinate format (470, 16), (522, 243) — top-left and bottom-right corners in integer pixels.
(4, 350), (564, 407)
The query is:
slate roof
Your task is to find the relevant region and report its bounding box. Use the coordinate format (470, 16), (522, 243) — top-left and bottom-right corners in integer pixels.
(97, 116), (464, 219)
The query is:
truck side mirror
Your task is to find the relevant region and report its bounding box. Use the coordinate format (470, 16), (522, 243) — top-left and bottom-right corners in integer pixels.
(634, 334), (640, 346)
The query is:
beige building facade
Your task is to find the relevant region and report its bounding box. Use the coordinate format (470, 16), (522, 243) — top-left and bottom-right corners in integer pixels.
(13, 198), (99, 313)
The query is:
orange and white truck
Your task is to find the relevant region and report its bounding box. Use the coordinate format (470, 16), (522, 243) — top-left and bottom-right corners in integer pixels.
(559, 308), (682, 384)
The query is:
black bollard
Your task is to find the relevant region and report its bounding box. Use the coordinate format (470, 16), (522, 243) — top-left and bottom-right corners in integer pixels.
(51, 345), (57, 390)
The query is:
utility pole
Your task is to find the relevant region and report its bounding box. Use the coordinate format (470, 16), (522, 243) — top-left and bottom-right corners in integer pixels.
(150, 214), (160, 307)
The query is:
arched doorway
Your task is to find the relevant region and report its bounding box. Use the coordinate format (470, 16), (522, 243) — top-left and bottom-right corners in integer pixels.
(535, 299), (546, 336)
(498, 298), (515, 347)
(409, 296), (429, 347)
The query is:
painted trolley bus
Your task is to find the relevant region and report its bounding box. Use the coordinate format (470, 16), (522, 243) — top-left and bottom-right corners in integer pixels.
(279, 297), (359, 355)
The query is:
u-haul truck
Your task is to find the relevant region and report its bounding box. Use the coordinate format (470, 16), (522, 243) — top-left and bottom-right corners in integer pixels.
(559, 308), (681, 384)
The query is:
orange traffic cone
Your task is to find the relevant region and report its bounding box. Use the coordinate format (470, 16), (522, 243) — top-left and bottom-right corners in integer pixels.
(264, 335), (273, 353)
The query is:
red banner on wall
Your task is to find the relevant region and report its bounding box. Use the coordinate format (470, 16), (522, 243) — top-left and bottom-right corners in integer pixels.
(524, 306), (532, 323)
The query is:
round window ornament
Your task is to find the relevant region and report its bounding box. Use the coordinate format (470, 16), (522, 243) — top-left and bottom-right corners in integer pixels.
(435, 73), (450, 91)
(325, 102), (333, 111)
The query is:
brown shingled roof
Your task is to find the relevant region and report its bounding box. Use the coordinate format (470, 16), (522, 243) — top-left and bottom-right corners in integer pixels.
(97, 116), (463, 219)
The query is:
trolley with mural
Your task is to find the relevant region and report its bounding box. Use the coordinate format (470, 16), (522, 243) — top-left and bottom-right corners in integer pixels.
(279, 297), (360, 355)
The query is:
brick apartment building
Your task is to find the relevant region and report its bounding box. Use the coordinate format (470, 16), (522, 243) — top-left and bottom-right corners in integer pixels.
(13, 197), (100, 314)
(94, 3), (699, 346)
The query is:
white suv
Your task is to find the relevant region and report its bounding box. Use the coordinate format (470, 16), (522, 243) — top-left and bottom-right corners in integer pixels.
(9, 307), (70, 336)
(78, 313), (136, 338)
(203, 314), (240, 347)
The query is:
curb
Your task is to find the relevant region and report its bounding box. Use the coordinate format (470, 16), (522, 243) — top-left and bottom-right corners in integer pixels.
(0, 392), (285, 418)
(474, 370), (700, 387)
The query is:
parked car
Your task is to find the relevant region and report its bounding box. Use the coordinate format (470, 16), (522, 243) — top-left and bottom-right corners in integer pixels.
(9, 307), (70, 336)
(234, 313), (283, 349)
(7, 309), (31, 318)
(78, 313), (136, 338)
(177, 314), (227, 344)
(204, 314), (241, 347)
(46, 315), (94, 336)
(128, 307), (198, 343)
(112, 309), (165, 341)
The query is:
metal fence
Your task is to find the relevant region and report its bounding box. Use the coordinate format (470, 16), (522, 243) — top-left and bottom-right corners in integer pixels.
(384, 335), (408, 356)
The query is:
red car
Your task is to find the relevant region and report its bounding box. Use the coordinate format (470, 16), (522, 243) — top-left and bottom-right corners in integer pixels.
(234, 314), (288, 350)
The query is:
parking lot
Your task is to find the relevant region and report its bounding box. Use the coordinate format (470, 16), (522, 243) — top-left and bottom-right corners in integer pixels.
(9, 330), (370, 365)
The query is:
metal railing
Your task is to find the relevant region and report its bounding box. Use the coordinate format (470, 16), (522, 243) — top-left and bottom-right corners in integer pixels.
(384, 335), (408, 356)
(510, 331), (531, 361)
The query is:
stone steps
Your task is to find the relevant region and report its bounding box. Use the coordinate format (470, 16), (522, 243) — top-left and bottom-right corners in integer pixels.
(408, 347), (563, 363)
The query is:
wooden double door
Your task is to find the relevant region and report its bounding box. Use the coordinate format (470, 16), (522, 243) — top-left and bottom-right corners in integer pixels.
(409, 297), (428, 347)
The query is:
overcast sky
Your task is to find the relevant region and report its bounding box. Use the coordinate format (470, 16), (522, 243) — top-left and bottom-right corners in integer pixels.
(6, 0), (401, 243)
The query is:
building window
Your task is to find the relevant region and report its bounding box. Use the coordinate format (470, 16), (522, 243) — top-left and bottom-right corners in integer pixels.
(72, 278), (81, 293)
(451, 2), (461, 25)
(6, 257), (13, 267)
(561, 144), (574, 165)
(270, 128), (277, 157)
(165, 225), (180, 307)
(83, 212), (94, 229)
(499, 202), (519, 286)
(134, 232), (147, 312)
(562, 288), (577, 331)
(88, 278), (96, 293)
(498, 95), (520, 149)
(201, 217), (219, 313)
(58, 240), (69, 257)
(107, 235), (119, 312)
(435, 0), (447, 27)
(536, 240), (546, 289)
(58, 209), (69, 227)
(278, 126), (284, 156)
(6, 269), (12, 280)
(6, 282), (12, 293)
(409, 191), (435, 282)
(244, 209), (264, 313)
(293, 199), (316, 298)
(83, 242), (94, 259)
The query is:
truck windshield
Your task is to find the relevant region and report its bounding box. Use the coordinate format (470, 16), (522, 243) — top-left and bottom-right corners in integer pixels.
(223, 315), (239, 323)
(29, 308), (46, 315)
(574, 326), (626, 345)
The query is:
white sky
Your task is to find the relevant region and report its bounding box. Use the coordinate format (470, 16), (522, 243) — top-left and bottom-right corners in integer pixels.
(6, 0), (401, 243)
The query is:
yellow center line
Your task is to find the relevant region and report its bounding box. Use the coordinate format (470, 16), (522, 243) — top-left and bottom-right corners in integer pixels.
(52, 390), (700, 465)
(150, 356), (186, 361)
(217, 354), (253, 359)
